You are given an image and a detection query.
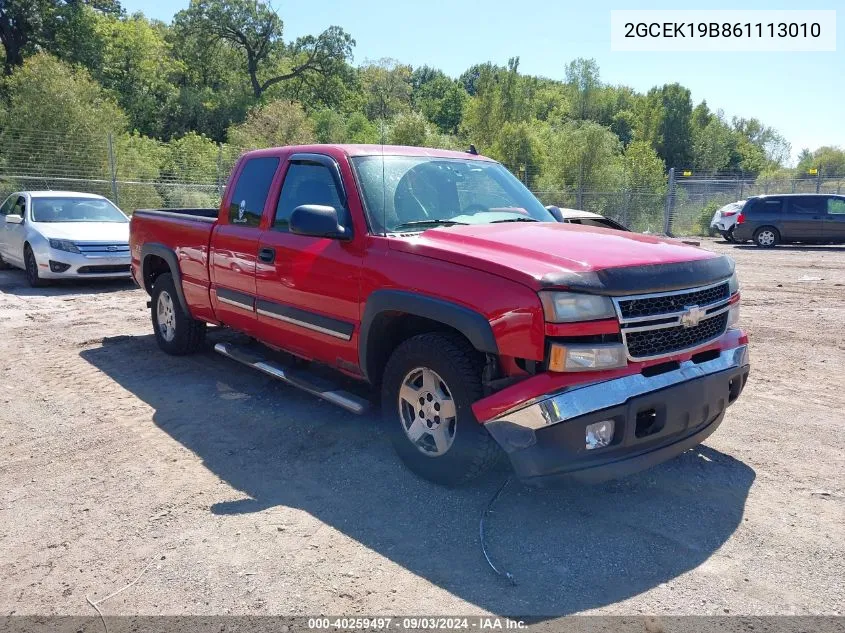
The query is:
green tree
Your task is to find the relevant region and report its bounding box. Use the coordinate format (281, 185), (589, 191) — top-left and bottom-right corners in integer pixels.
(388, 111), (434, 147)
(796, 146), (845, 177)
(492, 121), (543, 179)
(0, 0), (121, 75)
(565, 58), (600, 121)
(94, 13), (182, 137)
(228, 99), (315, 149)
(0, 53), (127, 180)
(637, 83), (692, 169)
(359, 58), (412, 121)
(174, 0), (354, 100)
(538, 121), (621, 194)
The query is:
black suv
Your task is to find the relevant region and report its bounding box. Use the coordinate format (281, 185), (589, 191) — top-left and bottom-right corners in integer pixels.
(733, 194), (845, 247)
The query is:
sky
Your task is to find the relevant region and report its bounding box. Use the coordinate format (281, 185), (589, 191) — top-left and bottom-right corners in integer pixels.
(121, 0), (844, 164)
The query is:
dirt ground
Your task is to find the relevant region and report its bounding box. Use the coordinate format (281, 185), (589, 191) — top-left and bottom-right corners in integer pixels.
(1, 239), (843, 619)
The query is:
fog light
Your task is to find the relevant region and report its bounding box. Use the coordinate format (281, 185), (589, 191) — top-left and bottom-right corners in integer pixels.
(586, 420), (614, 450)
(548, 343), (627, 372)
(49, 260), (71, 273)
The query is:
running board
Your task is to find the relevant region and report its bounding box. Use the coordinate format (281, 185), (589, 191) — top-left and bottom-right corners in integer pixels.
(213, 342), (369, 415)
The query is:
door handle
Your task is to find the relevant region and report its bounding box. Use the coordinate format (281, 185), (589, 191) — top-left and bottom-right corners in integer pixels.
(258, 247), (275, 263)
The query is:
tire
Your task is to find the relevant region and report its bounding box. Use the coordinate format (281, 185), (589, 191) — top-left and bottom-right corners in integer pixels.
(24, 244), (48, 287)
(381, 332), (501, 486)
(151, 273), (206, 355)
(754, 226), (779, 248)
(723, 227), (737, 243)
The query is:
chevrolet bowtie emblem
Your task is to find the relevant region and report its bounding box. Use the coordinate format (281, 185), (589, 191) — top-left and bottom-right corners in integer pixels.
(680, 305), (705, 328)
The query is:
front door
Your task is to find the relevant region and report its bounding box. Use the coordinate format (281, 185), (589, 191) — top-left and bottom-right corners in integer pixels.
(1, 195), (28, 266)
(209, 155), (281, 335)
(0, 194), (17, 258)
(824, 197), (845, 242)
(254, 155), (362, 371)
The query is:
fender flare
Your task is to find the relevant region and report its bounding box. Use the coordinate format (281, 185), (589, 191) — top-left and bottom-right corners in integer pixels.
(359, 289), (498, 381)
(140, 243), (190, 316)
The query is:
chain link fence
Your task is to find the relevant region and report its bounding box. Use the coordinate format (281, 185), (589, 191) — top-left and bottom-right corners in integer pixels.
(1, 128), (843, 237)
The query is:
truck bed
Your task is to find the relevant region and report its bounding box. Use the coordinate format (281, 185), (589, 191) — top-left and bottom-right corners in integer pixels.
(130, 208), (218, 322)
(134, 208), (219, 220)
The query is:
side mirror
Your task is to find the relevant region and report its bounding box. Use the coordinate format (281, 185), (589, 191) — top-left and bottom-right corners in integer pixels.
(289, 205), (349, 240)
(544, 205), (565, 223)
(5, 214), (23, 224)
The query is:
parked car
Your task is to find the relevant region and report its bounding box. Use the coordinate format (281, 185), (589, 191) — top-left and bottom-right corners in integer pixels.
(545, 206), (629, 231)
(733, 194), (845, 247)
(709, 201), (746, 242)
(0, 191), (131, 286)
(130, 145), (749, 487)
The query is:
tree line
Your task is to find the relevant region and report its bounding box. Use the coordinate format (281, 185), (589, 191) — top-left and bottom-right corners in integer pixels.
(1, 0), (843, 214)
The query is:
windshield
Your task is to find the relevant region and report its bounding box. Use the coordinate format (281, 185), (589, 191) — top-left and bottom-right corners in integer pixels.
(31, 197), (128, 223)
(351, 156), (555, 234)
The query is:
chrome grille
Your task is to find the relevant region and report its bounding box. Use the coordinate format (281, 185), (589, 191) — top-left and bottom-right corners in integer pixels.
(618, 282), (729, 320)
(625, 313), (729, 359)
(613, 280), (732, 361)
(75, 243), (130, 256)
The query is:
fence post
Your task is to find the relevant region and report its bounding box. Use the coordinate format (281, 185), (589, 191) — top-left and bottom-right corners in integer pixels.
(576, 162), (584, 209)
(107, 133), (119, 205)
(216, 144), (224, 197)
(816, 168), (822, 194)
(663, 167), (675, 236)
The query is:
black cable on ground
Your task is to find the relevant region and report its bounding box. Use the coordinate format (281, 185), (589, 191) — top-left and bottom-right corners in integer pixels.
(479, 476), (516, 585)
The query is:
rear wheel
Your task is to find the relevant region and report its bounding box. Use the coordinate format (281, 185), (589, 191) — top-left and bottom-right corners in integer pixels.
(151, 273), (206, 355)
(24, 245), (47, 287)
(754, 226), (779, 248)
(381, 332), (500, 486)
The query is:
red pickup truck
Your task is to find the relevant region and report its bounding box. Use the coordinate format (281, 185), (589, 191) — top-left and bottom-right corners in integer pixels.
(130, 144), (749, 487)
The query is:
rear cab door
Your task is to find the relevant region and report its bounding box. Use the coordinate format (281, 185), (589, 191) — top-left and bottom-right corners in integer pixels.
(253, 150), (365, 373)
(209, 153), (282, 335)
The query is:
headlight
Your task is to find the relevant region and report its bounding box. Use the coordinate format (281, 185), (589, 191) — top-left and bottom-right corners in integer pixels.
(548, 343), (627, 372)
(539, 291), (616, 323)
(49, 239), (81, 254)
(728, 272), (739, 294)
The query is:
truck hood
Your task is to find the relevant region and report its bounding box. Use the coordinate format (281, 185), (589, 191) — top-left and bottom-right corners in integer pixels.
(33, 222), (130, 243)
(390, 223), (734, 295)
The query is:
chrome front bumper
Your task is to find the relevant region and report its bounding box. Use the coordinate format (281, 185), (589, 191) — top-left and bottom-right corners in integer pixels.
(485, 345), (750, 485)
(497, 345), (748, 431)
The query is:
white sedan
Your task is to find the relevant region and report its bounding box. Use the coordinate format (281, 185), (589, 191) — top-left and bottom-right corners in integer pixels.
(709, 200), (746, 242)
(0, 191), (131, 287)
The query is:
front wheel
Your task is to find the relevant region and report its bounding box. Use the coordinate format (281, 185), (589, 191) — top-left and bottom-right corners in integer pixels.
(381, 332), (501, 486)
(151, 273), (206, 355)
(754, 226), (779, 248)
(24, 245), (47, 287)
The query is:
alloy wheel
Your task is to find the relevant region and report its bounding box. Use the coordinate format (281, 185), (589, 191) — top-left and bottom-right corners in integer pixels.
(397, 367), (458, 456)
(156, 290), (177, 342)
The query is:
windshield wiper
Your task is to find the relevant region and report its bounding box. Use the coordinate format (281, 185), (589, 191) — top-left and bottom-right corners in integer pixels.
(489, 217), (540, 223)
(392, 219), (470, 231)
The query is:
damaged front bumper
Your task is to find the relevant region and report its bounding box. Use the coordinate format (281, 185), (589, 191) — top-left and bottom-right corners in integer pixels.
(483, 344), (750, 487)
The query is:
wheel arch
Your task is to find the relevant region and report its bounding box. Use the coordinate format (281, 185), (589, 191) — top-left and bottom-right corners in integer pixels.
(140, 243), (190, 315)
(359, 290), (498, 385)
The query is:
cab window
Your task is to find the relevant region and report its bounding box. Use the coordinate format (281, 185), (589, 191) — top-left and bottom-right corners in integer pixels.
(227, 157), (280, 227)
(274, 162), (345, 232)
(0, 195), (16, 216)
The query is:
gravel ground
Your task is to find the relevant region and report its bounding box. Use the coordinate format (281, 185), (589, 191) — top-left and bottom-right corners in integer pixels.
(0, 239), (843, 618)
